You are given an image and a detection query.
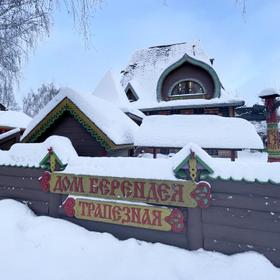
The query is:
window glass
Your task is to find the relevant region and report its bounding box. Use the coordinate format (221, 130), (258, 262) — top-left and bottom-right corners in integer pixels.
(171, 80), (204, 96)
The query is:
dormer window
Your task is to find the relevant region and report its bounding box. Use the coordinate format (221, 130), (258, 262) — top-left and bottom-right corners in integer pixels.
(125, 83), (139, 102)
(126, 89), (138, 102)
(170, 80), (205, 97)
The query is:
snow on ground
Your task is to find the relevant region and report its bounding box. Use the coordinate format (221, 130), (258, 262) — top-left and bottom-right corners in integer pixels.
(0, 199), (279, 280)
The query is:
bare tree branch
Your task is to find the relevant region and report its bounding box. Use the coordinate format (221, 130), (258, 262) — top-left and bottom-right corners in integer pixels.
(0, 0), (101, 106)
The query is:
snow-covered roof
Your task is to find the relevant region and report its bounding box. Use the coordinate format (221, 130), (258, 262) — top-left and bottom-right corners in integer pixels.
(134, 115), (264, 150)
(172, 143), (280, 184)
(93, 71), (145, 119)
(134, 89), (244, 111)
(0, 110), (31, 129)
(0, 135), (278, 184)
(22, 87), (138, 146)
(120, 42), (244, 110)
(259, 88), (280, 98)
(0, 128), (20, 141)
(59, 142), (279, 184)
(0, 136), (77, 168)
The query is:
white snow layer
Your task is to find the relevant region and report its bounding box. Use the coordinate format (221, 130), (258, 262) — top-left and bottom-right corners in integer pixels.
(135, 115), (264, 149)
(0, 110), (31, 129)
(22, 87), (138, 145)
(0, 128), (20, 141)
(62, 143), (279, 184)
(63, 156), (176, 181)
(93, 70), (145, 119)
(259, 87), (280, 98)
(0, 138), (278, 183)
(120, 42), (244, 109)
(0, 136), (77, 167)
(0, 199), (279, 280)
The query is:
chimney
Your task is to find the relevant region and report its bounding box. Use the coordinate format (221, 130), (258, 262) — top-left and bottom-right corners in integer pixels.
(259, 88), (280, 162)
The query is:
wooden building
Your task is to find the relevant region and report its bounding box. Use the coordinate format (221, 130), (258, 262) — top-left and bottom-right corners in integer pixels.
(94, 42), (244, 117)
(134, 114), (264, 160)
(21, 88), (138, 157)
(92, 42), (260, 159)
(0, 110), (31, 150)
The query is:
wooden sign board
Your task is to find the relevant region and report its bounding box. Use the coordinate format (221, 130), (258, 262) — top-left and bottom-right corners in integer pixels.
(63, 197), (185, 232)
(40, 172), (211, 208)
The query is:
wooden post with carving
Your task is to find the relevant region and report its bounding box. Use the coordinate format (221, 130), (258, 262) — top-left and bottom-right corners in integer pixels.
(259, 89), (280, 162)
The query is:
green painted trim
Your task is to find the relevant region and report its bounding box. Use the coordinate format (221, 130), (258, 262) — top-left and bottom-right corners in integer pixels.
(267, 123), (278, 129)
(174, 153), (214, 179)
(156, 54), (222, 101)
(39, 151), (66, 171)
(21, 98), (132, 151)
(266, 150), (280, 156)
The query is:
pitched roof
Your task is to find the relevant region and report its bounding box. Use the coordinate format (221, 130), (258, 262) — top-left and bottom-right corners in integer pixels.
(0, 111), (31, 129)
(120, 42), (244, 110)
(93, 71), (145, 119)
(171, 143), (280, 184)
(134, 115), (264, 150)
(21, 88), (138, 148)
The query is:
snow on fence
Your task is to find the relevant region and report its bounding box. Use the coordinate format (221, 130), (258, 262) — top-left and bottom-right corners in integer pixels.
(0, 141), (280, 267)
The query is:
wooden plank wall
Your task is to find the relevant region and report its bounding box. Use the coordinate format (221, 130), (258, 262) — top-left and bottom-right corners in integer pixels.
(204, 179), (280, 266)
(0, 166), (280, 267)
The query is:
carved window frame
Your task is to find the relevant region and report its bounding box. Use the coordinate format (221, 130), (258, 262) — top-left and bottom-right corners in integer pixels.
(168, 79), (206, 98)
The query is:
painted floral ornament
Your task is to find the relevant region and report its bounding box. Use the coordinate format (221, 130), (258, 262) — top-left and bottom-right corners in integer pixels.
(165, 208), (185, 233)
(191, 181), (211, 208)
(39, 171), (51, 192)
(64, 197), (76, 217)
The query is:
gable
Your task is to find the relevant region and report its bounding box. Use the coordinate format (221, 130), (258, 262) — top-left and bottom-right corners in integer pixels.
(35, 111), (107, 157)
(160, 61), (215, 101)
(156, 54), (221, 102)
(21, 97), (132, 152)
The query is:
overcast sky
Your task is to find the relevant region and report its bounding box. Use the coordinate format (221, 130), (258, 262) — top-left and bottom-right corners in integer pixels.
(18, 0), (280, 105)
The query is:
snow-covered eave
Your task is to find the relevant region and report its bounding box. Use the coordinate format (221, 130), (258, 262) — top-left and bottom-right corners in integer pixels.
(135, 144), (263, 150)
(0, 128), (21, 142)
(21, 94), (135, 149)
(134, 100), (245, 112)
(0, 125), (26, 131)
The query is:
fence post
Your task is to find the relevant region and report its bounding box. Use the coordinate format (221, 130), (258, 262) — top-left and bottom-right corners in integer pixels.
(187, 207), (203, 250)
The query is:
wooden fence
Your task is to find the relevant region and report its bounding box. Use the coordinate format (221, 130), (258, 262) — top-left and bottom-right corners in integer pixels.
(0, 166), (280, 266)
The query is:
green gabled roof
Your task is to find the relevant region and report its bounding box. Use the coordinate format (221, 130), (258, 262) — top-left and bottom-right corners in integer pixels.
(173, 152), (214, 180)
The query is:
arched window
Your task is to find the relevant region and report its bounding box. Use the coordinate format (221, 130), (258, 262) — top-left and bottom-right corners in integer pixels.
(170, 80), (205, 96)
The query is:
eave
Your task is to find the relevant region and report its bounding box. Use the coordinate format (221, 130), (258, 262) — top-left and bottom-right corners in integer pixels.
(21, 97), (134, 151)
